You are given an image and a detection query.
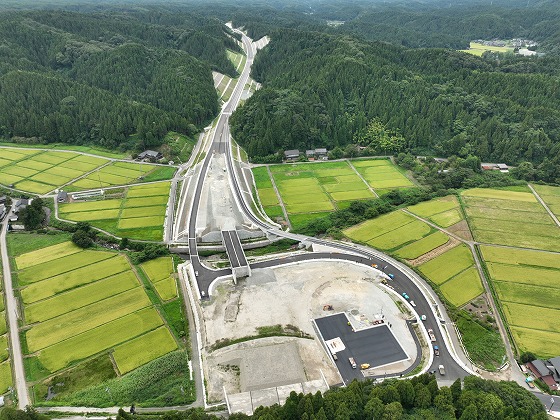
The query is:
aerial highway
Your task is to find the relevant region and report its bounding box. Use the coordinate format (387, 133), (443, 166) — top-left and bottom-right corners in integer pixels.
(174, 29), (474, 384)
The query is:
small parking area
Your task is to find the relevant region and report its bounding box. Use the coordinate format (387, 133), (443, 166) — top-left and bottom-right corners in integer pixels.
(315, 313), (409, 384)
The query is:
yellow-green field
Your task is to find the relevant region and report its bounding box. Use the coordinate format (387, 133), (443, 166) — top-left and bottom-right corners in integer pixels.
(417, 245), (483, 306)
(532, 184), (560, 218)
(480, 245), (560, 357)
(59, 182), (170, 240)
(0, 148), (108, 194)
(0, 147), (176, 194)
(12, 241), (177, 375)
(140, 257), (178, 301)
(407, 195), (464, 228)
(112, 327), (178, 374)
(460, 42), (514, 56)
(344, 209), (444, 252)
(394, 231), (450, 259)
(351, 159), (414, 190)
(462, 188), (560, 252)
(0, 361), (12, 395)
(253, 159), (415, 230)
(67, 161), (175, 191)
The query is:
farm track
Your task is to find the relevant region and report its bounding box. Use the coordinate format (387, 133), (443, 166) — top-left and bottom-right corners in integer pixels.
(529, 183), (560, 228)
(267, 166), (291, 229)
(347, 160), (379, 197)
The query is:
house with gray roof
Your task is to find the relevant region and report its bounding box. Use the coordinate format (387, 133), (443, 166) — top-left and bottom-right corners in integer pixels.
(527, 357), (560, 390)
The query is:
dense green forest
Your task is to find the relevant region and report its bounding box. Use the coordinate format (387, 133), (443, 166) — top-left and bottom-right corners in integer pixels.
(0, 9), (241, 150)
(230, 28), (560, 182)
(122, 376), (545, 419)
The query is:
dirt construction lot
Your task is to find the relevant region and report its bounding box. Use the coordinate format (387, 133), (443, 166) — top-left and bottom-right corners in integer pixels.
(200, 261), (418, 401)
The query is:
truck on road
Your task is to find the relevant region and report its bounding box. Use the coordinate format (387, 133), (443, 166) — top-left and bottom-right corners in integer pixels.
(349, 357), (357, 369)
(438, 364), (445, 375)
(433, 345), (440, 356)
(428, 328), (436, 342)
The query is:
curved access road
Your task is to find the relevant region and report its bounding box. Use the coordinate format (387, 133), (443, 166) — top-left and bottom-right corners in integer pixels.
(177, 30), (473, 386)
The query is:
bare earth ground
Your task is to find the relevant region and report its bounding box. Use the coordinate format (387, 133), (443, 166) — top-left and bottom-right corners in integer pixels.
(447, 220), (474, 241)
(408, 237), (461, 266)
(200, 261), (418, 401)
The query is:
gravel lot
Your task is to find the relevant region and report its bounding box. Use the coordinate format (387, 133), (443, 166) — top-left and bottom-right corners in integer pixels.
(200, 261), (418, 401)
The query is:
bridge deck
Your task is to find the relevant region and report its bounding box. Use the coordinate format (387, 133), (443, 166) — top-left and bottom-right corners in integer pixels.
(222, 230), (248, 269)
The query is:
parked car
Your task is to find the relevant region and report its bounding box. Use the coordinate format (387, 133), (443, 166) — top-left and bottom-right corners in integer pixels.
(420, 315), (427, 321)
(388, 273), (395, 279)
(402, 292), (410, 300)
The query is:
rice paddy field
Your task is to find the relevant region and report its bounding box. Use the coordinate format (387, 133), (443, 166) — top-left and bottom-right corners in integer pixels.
(0, 282), (11, 394)
(6, 234), (189, 405)
(140, 257), (178, 301)
(418, 244), (484, 307)
(0, 148), (107, 194)
(532, 184), (560, 218)
(0, 146), (176, 194)
(406, 195), (464, 228)
(253, 158), (412, 229)
(461, 188), (560, 252)
(350, 159), (414, 193)
(66, 161), (176, 191)
(460, 42), (514, 56)
(343, 210), (434, 251)
(59, 182), (170, 240)
(480, 245), (560, 357)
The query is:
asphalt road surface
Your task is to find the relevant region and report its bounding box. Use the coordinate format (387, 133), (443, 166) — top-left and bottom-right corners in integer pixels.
(0, 212), (30, 408)
(221, 230), (248, 268)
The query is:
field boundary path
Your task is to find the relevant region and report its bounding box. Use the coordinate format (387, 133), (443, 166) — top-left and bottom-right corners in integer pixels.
(347, 160), (379, 197)
(0, 210), (30, 409)
(529, 183), (560, 228)
(267, 166), (291, 229)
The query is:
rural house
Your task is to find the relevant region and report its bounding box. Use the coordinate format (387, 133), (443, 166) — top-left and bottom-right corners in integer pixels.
(526, 357), (560, 390)
(284, 149), (300, 161)
(57, 191), (68, 203)
(137, 150), (163, 161)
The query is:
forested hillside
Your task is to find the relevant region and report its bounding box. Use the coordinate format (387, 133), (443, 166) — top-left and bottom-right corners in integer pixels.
(230, 29), (560, 180)
(0, 9), (240, 150)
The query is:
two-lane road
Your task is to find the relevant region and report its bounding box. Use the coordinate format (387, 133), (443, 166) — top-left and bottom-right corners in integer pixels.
(0, 212), (30, 408)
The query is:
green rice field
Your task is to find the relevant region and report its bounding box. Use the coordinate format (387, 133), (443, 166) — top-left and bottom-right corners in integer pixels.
(417, 244), (483, 306)
(351, 159), (414, 190)
(460, 42), (514, 56)
(407, 195), (463, 228)
(480, 245), (560, 357)
(532, 184), (560, 218)
(418, 244), (474, 285)
(9, 239), (178, 377)
(254, 159), (415, 228)
(59, 182), (170, 240)
(0, 146), (176, 194)
(67, 161), (176, 191)
(112, 327), (178, 374)
(344, 210), (436, 251)
(394, 231), (449, 259)
(0, 361), (12, 394)
(140, 257), (178, 301)
(0, 148), (108, 194)
(462, 188), (560, 252)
